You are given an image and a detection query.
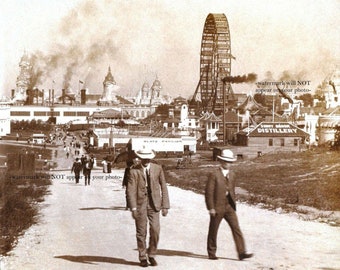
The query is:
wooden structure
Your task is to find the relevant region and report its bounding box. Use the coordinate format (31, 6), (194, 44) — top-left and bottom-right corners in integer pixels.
(237, 122), (309, 153)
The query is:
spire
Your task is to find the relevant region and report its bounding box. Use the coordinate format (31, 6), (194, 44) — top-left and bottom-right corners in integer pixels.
(103, 66), (115, 85)
(19, 50), (30, 66)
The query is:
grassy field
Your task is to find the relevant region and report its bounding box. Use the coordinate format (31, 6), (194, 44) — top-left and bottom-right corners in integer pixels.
(0, 171), (51, 255)
(162, 148), (340, 224)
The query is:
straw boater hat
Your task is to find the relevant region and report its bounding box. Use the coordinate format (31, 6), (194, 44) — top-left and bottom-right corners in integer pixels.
(217, 149), (237, 163)
(135, 147), (155, 160)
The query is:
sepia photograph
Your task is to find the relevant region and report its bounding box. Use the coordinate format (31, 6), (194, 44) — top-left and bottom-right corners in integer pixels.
(0, 0), (339, 269)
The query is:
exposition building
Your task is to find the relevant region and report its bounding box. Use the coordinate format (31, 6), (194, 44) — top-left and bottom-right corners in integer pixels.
(8, 52), (172, 125)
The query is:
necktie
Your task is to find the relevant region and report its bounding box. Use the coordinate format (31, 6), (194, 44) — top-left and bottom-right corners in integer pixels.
(225, 175), (230, 196)
(146, 168), (151, 194)
(225, 175), (236, 210)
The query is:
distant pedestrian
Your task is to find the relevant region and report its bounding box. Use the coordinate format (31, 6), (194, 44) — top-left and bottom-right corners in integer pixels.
(80, 155), (86, 167)
(102, 158), (108, 173)
(205, 149), (253, 261)
(66, 151), (70, 159)
(107, 160), (112, 173)
(71, 158), (82, 184)
(127, 147), (170, 267)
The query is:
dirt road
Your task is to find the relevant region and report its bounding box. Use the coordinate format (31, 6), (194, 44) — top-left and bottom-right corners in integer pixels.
(1, 167), (339, 270)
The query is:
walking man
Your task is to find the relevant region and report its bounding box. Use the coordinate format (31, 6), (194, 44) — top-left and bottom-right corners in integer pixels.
(71, 157), (82, 184)
(83, 155), (94, 186)
(205, 149), (253, 261)
(127, 147), (170, 267)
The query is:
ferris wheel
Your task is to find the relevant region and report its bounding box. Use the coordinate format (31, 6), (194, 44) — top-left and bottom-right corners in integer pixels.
(193, 13), (233, 114)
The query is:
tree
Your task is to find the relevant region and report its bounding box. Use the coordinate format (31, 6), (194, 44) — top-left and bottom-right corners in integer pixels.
(296, 93), (313, 107)
(253, 93), (266, 107)
(155, 104), (170, 116)
(332, 126), (340, 151)
(313, 92), (325, 102)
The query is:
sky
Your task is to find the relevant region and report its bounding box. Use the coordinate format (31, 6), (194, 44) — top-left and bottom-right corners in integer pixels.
(0, 0), (339, 99)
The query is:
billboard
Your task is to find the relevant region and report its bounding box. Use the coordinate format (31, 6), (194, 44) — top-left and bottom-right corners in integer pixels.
(130, 138), (184, 152)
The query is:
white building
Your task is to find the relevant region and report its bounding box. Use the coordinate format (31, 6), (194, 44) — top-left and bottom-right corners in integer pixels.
(303, 67), (340, 145)
(199, 112), (221, 142)
(323, 67), (340, 109)
(0, 100), (11, 136)
(178, 104), (199, 131)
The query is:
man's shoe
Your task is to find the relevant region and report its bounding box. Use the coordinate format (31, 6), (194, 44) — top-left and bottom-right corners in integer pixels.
(208, 255), (218, 260)
(140, 260), (148, 267)
(239, 253), (253, 260)
(149, 257), (158, 266)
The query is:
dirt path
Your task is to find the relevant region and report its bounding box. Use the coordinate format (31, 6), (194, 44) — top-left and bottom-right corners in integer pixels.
(1, 168), (339, 270)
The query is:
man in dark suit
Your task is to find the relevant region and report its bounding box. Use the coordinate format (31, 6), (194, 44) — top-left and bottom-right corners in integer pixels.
(127, 147), (170, 267)
(71, 157), (82, 184)
(205, 149), (253, 261)
(83, 155), (94, 186)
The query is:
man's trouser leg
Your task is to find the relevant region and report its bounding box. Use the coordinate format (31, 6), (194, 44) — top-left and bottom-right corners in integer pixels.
(135, 198), (148, 261)
(224, 205), (246, 255)
(207, 213), (223, 257)
(147, 204), (160, 258)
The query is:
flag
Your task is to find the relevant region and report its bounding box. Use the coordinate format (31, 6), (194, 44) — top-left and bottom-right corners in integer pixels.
(79, 80), (84, 84)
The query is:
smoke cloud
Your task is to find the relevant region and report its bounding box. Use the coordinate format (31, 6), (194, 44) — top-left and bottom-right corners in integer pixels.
(26, 0), (199, 96)
(8, 0), (337, 98)
(222, 73), (257, 84)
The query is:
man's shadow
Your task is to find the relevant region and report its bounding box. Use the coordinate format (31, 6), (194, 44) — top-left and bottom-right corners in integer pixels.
(156, 249), (238, 261)
(54, 255), (139, 266)
(55, 249), (237, 266)
(156, 249), (206, 259)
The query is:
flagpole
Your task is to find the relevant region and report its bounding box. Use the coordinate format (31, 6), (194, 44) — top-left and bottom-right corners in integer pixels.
(272, 92), (275, 123)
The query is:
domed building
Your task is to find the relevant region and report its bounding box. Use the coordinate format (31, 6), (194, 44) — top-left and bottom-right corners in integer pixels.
(322, 66), (340, 109)
(137, 77), (165, 106)
(305, 66), (340, 145)
(8, 53), (174, 124)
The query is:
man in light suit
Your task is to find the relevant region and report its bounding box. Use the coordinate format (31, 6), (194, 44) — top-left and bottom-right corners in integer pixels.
(127, 147), (170, 267)
(205, 149), (253, 261)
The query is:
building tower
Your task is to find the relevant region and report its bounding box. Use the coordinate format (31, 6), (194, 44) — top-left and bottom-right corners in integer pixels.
(323, 66), (340, 109)
(13, 51), (32, 103)
(100, 66), (119, 104)
(140, 82), (151, 105)
(150, 77), (162, 105)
